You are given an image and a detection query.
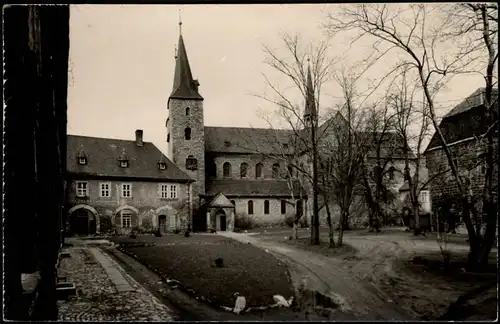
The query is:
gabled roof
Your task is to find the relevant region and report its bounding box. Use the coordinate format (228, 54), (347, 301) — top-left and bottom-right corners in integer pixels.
(208, 192), (234, 208)
(399, 167), (429, 191)
(204, 126), (294, 154)
(425, 88), (499, 152)
(67, 134), (193, 182)
(205, 179), (307, 197)
(169, 34), (203, 101)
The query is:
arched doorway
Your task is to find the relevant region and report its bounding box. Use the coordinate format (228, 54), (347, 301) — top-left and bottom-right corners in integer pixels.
(69, 208), (97, 236)
(215, 209), (227, 232)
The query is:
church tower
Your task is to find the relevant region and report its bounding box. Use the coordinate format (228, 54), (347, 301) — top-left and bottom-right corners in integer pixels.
(303, 60), (317, 128)
(166, 19), (205, 200)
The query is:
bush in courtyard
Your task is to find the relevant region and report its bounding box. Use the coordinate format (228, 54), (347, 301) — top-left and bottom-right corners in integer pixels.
(284, 215), (295, 228)
(141, 213), (154, 233)
(234, 215), (254, 230)
(99, 215), (113, 234)
(299, 216), (308, 228)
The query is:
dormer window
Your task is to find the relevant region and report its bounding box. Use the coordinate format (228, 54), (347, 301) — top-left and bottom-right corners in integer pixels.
(118, 148), (129, 168)
(76, 145), (88, 165)
(158, 155), (168, 170)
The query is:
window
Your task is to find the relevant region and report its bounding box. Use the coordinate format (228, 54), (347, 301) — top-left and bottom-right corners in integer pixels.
(169, 184), (178, 199)
(230, 200), (236, 206)
(296, 200), (303, 217)
(76, 181), (88, 197)
(120, 160), (129, 168)
(388, 167), (396, 180)
(186, 155), (198, 170)
(159, 162), (166, 170)
(159, 184), (169, 198)
(224, 140), (231, 147)
(78, 157), (87, 165)
(420, 191), (428, 203)
(167, 133), (170, 143)
(480, 163), (487, 175)
(186, 107), (190, 116)
(185, 127), (191, 140)
(255, 163), (263, 178)
(282, 143), (289, 150)
(240, 162), (249, 178)
(121, 212), (132, 228)
(121, 183), (132, 198)
(264, 200), (270, 214)
(272, 163), (280, 178)
(100, 182), (111, 197)
(281, 200), (287, 214)
(248, 200), (254, 215)
(208, 161), (217, 178)
(223, 162), (232, 178)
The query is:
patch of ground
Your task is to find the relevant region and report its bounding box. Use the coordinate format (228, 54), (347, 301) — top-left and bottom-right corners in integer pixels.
(112, 234), (294, 308)
(280, 237), (358, 258)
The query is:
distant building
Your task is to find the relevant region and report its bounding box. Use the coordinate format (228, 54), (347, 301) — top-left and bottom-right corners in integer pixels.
(66, 130), (194, 235)
(424, 87), (499, 220)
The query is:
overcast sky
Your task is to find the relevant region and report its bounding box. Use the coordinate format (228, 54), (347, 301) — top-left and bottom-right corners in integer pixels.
(67, 4), (484, 154)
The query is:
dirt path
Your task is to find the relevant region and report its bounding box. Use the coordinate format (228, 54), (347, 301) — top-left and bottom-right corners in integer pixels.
(218, 232), (413, 321)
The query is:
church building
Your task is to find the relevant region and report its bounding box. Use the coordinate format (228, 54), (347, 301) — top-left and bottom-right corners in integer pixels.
(166, 21), (308, 232)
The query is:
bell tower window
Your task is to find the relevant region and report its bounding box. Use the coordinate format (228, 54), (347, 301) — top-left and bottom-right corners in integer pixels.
(185, 127), (191, 140)
(186, 155), (198, 170)
(186, 107), (190, 116)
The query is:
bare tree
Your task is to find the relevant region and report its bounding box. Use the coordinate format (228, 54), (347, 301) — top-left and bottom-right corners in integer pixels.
(316, 70), (366, 246)
(251, 33), (338, 245)
(357, 101), (401, 231)
(324, 3), (497, 267)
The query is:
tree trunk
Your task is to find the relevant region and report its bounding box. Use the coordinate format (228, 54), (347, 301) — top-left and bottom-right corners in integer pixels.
(413, 203), (421, 235)
(292, 220), (299, 240)
(337, 209), (347, 246)
(325, 201), (335, 248)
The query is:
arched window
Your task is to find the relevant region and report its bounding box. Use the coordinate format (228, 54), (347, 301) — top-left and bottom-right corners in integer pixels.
(230, 200), (236, 207)
(255, 163), (263, 178)
(281, 200), (287, 214)
(223, 162), (232, 178)
(207, 161), (217, 178)
(248, 200), (254, 215)
(272, 163), (280, 178)
(264, 200), (270, 214)
(240, 162), (249, 178)
(184, 127), (191, 140)
(186, 107), (190, 116)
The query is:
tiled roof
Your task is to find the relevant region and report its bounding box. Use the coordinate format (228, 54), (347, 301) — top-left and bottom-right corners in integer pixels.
(67, 135), (193, 182)
(204, 126), (295, 154)
(398, 167), (429, 191)
(205, 179), (307, 197)
(425, 88), (499, 151)
(444, 87), (498, 118)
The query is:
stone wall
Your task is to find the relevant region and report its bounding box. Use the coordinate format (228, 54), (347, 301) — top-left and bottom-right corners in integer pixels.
(67, 179), (190, 234)
(209, 153), (290, 180)
(232, 198), (303, 227)
(167, 98), (206, 199)
(425, 137), (499, 217)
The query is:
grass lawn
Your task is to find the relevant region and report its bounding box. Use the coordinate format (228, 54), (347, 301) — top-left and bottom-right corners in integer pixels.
(111, 234), (294, 308)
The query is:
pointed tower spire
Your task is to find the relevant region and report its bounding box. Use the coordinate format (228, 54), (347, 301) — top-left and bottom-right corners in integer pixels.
(169, 15), (203, 101)
(304, 58), (316, 124)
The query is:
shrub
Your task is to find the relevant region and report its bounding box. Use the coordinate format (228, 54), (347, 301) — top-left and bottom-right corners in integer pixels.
(154, 229), (162, 237)
(141, 214), (154, 233)
(284, 215), (295, 228)
(298, 216), (308, 228)
(99, 215), (113, 234)
(235, 216), (253, 230)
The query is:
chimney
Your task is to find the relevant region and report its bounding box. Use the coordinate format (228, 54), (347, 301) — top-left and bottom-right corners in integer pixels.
(135, 129), (143, 147)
